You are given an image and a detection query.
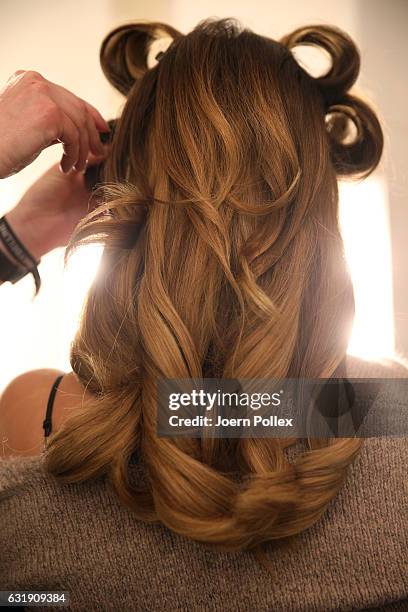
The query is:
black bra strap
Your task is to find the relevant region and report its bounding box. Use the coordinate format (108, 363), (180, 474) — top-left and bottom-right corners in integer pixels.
(43, 374), (64, 440)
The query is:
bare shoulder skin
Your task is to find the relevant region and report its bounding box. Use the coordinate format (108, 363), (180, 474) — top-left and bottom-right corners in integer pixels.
(0, 369), (91, 459)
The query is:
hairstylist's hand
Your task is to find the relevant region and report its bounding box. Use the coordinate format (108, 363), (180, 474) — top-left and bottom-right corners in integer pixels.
(5, 156), (104, 259)
(0, 70), (109, 179)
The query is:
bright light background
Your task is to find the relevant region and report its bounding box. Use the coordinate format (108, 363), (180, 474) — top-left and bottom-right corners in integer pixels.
(0, 0), (406, 391)
(339, 178), (394, 359)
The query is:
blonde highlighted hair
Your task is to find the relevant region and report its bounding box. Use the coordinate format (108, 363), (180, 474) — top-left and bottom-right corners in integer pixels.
(45, 18), (383, 551)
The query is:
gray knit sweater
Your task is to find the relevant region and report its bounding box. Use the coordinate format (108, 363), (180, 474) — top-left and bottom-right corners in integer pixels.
(0, 356), (407, 612)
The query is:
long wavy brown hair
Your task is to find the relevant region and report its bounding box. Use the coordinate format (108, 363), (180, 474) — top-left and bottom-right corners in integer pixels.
(45, 18), (383, 552)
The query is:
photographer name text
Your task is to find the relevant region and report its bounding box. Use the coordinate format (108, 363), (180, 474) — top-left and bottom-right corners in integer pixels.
(167, 415), (293, 428)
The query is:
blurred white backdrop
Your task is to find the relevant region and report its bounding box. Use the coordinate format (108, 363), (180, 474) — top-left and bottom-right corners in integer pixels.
(0, 0), (407, 390)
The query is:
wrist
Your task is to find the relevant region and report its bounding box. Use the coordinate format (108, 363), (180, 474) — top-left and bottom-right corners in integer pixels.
(0, 215), (42, 294)
(0, 233), (19, 263)
(5, 206), (52, 260)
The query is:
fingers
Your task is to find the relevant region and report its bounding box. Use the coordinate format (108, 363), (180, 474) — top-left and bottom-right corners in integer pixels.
(84, 100), (110, 133)
(58, 114), (79, 173)
(58, 115), (109, 174)
(85, 109), (106, 159)
(76, 116), (90, 172)
(48, 82), (109, 173)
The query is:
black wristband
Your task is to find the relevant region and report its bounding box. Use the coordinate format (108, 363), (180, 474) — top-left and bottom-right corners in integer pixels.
(0, 216), (41, 294)
(0, 215), (38, 267)
(0, 248), (28, 283)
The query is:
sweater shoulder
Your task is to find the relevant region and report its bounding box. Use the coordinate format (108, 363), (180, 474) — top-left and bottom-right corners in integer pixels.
(345, 353), (408, 377)
(0, 456), (45, 497)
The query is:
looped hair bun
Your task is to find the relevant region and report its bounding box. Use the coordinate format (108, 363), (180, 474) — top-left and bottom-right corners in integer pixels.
(100, 21), (182, 95)
(281, 25), (383, 178)
(281, 25), (359, 103)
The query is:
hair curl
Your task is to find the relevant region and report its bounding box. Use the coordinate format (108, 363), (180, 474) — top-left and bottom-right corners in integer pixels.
(44, 18), (383, 552)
